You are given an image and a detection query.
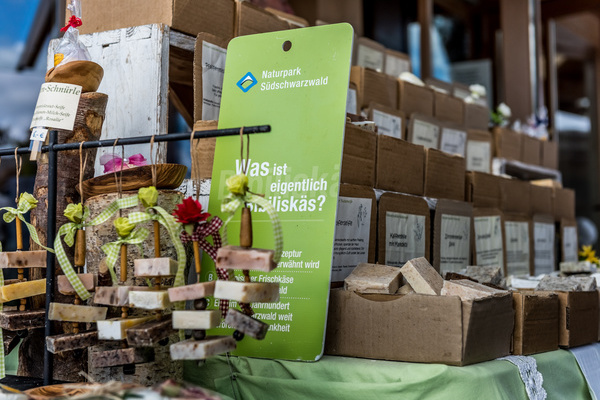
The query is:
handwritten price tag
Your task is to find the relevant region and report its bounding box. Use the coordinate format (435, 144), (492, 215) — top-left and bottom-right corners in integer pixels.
(30, 127), (48, 142)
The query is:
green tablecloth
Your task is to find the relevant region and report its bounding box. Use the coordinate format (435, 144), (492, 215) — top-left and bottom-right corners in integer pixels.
(185, 350), (591, 400)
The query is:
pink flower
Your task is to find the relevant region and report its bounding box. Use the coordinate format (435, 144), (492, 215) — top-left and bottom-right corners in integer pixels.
(128, 154), (147, 167)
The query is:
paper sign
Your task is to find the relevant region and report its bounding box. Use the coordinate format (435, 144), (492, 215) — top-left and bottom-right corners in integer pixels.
(356, 44), (384, 72)
(30, 82), (81, 130)
(30, 127), (48, 142)
(203, 24), (354, 361)
(411, 119), (439, 149)
(563, 226), (578, 262)
(346, 88), (357, 115)
(504, 221), (530, 276)
(385, 54), (410, 78)
(332, 197), (372, 281)
(440, 128), (467, 157)
(474, 216), (504, 269)
(439, 214), (471, 274)
(372, 109), (402, 139)
(385, 211), (426, 267)
(570, 343), (600, 400)
(201, 41), (227, 120)
(467, 140), (491, 172)
(534, 222), (555, 275)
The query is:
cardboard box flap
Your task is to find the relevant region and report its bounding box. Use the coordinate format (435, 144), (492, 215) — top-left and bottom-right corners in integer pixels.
(375, 136), (424, 195)
(562, 291), (599, 347)
(513, 291), (559, 355)
(461, 293), (514, 364)
(341, 123), (377, 187)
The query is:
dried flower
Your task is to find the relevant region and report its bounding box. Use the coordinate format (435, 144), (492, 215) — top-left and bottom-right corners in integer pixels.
(64, 203), (84, 224)
(226, 174), (249, 196)
(19, 192), (38, 209)
(114, 217), (135, 238)
(138, 186), (158, 208)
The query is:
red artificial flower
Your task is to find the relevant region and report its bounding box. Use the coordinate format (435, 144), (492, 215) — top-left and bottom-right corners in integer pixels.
(172, 197), (211, 225)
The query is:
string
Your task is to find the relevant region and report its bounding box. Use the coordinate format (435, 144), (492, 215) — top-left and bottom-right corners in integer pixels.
(14, 148), (21, 202)
(239, 127), (249, 175)
(190, 131), (200, 200)
(78, 142), (88, 203)
(150, 135), (157, 187)
(111, 139), (123, 217)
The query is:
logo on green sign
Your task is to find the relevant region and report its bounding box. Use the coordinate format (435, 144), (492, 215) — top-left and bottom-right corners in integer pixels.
(237, 72), (258, 92)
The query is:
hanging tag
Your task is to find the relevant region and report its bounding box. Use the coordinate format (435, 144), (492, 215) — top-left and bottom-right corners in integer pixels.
(29, 127), (48, 161)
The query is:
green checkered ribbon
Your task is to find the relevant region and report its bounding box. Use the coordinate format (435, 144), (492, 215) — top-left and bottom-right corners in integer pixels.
(0, 192), (53, 253)
(101, 227), (149, 285)
(221, 175), (283, 264)
(0, 241), (4, 379)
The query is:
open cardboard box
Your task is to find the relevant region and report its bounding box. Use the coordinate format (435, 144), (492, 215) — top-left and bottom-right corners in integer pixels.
(512, 291), (559, 355)
(325, 289), (514, 366)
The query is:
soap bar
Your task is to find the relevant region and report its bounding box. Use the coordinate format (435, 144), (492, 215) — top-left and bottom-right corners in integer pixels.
(129, 290), (170, 310)
(560, 261), (594, 274)
(48, 302), (107, 323)
(462, 265), (503, 286)
(97, 316), (154, 340)
(94, 286), (149, 306)
(441, 279), (506, 301)
(126, 317), (174, 347)
(225, 309), (269, 340)
(399, 258), (443, 295)
(0, 310), (46, 330)
(168, 281), (215, 302)
(570, 276), (597, 291)
(0, 279), (46, 302)
(214, 281), (279, 303)
(91, 347), (154, 368)
(46, 331), (98, 354)
(57, 274), (97, 296)
(216, 246), (277, 272)
(169, 337), (236, 360)
(134, 257), (177, 277)
(536, 276), (582, 292)
(172, 310), (221, 330)
(396, 283), (414, 295)
(0, 251), (46, 269)
(344, 263), (401, 294)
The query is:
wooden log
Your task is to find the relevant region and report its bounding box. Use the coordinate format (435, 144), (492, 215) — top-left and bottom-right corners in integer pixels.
(46, 331), (98, 354)
(126, 317), (174, 347)
(0, 310), (46, 330)
(91, 347), (155, 368)
(0, 251), (46, 269)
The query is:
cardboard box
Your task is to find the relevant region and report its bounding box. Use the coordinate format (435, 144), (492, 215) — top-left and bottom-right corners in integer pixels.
(341, 123), (377, 187)
(465, 171), (506, 209)
(521, 135), (542, 166)
(235, 1), (290, 37)
(367, 103), (405, 140)
(265, 7), (309, 28)
(560, 219), (578, 263)
(425, 78), (453, 94)
(548, 291), (599, 348)
(472, 208), (506, 275)
(532, 179), (562, 189)
(407, 114), (440, 149)
(553, 188), (575, 221)
(530, 184), (553, 216)
(500, 178), (531, 215)
(492, 127), (522, 161)
(331, 184), (377, 284)
(465, 130), (493, 173)
(398, 80), (434, 117)
(193, 33), (229, 122)
(384, 49), (411, 78)
(512, 291), (559, 355)
(424, 148), (466, 201)
(287, 0), (364, 36)
(433, 91), (465, 126)
(503, 213), (533, 276)
(354, 37), (386, 72)
(542, 140), (559, 170)
(532, 214), (556, 275)
(464, 103), (489, 130)
(432, 199), (473, 274)
(325, 289), (514, 366)
(452, 82), (471, 100)
(350, 67), (398, 110)
(377, 192), (430, 265)
(375, 136), (424, 195)
(74, 0), (235, 39)
(191, 120), (218, 179)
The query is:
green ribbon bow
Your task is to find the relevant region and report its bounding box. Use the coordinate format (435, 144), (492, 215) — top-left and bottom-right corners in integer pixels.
(101, 227), (149, 285)
(0, 192), (53, 253)
(221, 174), (283, 263)
(0, 242), (4, 379)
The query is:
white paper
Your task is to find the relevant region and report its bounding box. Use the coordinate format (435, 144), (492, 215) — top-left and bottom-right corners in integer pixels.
(384, 54), (410, 78)
(411, 119), (440, 149)
(30, 127), (48, 141)
(453, 87), (471, 100)
(474, 216), (504, 269)
(30, 83), (82, 130)
(466, 140), (491, 172)
(534, 222), (555, 275)
(563, 226), (578, 262)
(439, 214), (471, 274)
(346, 88), (357, 115)
(570, 343), (600, 400)
(332, 197), (372, 281)
(201, 41), (227, 121)
(385, 212), (426, 267)
(372, 109), (402, 139)
(504, 221), (530, 276)
(356, 44), (384, 72)
(440, 128), (467, 157)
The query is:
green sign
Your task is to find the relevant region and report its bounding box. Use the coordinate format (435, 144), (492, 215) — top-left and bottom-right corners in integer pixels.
(202, 23), (354, 361)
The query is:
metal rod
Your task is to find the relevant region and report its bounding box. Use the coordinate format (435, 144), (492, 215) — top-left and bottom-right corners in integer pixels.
(43, 130), (58, 385)
(0, 125), (270, 157)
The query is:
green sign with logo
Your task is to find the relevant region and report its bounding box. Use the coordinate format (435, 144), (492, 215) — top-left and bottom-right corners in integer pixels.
(202, 23), (353, 361)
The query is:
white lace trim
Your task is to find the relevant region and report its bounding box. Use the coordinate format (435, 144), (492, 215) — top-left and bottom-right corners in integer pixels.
(499, 355), (547, 400)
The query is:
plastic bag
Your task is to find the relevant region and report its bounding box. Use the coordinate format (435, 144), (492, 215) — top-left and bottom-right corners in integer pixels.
(53, 0), (90, 69)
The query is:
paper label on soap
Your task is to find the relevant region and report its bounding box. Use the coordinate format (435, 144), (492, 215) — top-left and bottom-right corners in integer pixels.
(504, 221), (530, 276)
(30, 82), (81, 130)
(439, 214), (471, 274)
(372, 109), (402, 139)
(534, 222), (555, 275)
(411, 119), (440, 149)
(467, 140), (491, 172)
(474, 216), (504, 268)
(563, 226), (578, 262)
(346, 88), (357, 115)
(332, 197), (372, 281)
(201, 41), (227, 120)
(440, 128), (467, 156)
(385, 212), (426, 267)
(384, 54), (410, 77)
(356, 44), (384, 72)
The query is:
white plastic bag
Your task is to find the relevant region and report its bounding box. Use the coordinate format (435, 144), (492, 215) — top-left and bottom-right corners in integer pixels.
(53, 0), (90, 68)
